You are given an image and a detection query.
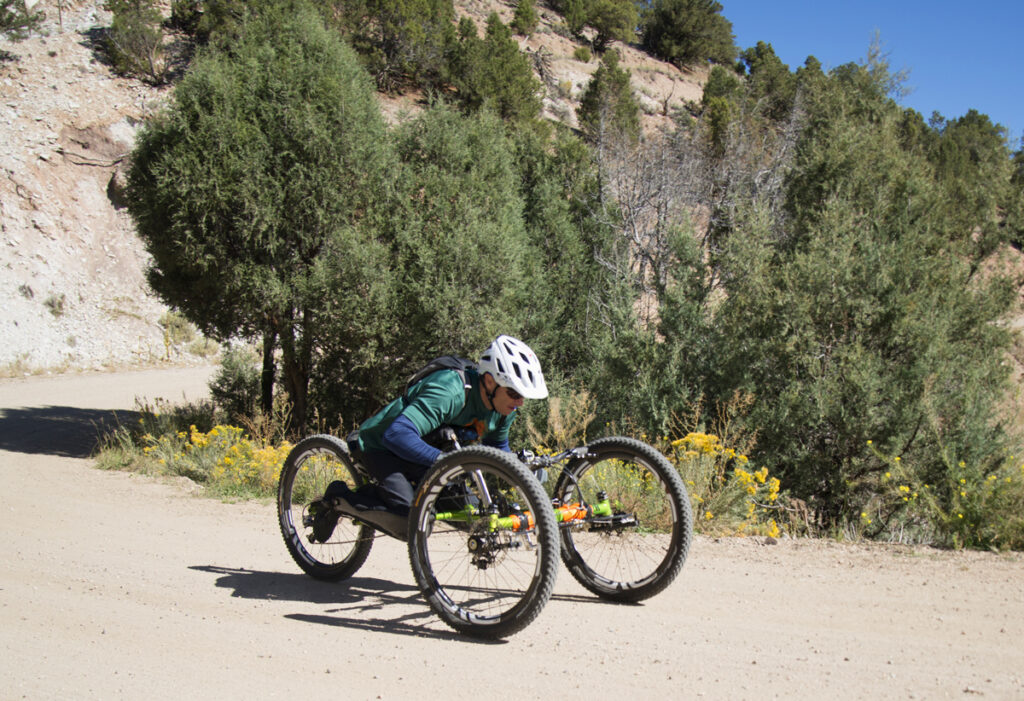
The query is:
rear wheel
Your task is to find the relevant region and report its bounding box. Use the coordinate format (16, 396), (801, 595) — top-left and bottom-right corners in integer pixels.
(277, 434), (374, 581)
(553, 436), (692, 602)
(408, 446), (559, 639)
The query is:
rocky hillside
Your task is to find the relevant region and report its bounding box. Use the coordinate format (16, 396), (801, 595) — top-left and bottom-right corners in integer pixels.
(2, 2), (166, 373)
(0, 0), (704, 374)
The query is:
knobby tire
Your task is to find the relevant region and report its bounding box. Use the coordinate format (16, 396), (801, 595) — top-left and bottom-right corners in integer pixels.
(277, 434), (375, 581)
(554, 436), (692, 602)
(408, 446), (560, 639)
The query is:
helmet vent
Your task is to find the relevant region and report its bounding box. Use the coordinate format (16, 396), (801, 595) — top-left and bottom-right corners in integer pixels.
(476, 334), (548, 400)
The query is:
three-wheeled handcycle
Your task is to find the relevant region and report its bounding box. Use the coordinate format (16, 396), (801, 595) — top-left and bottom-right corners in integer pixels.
(277, 431), (692, 639)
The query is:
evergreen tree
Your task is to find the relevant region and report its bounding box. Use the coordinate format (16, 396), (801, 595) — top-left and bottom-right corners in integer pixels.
(452, 13), (541, 124)
(739, 41), (796, 121)
(929, 109), (1018, 256)
(700, 64), (741, 155)
(1, 0), (43, 40)
(547, 0), (635, 48)
(709, 59), (1018, 521)
(510, 128), (627, 390)
(126, 1), (391, 428)
(577, 49), (640, 147)
(312, 106), (537, 420)
(511, 0), (537, 37)
(561, 0), (585, 35)
(326, 0), (457, 93)
(586, 0), (637, 51)
(701, 64), (741, 104)
(1009, 146), (1024, 246)
(641, 0), (735, 67)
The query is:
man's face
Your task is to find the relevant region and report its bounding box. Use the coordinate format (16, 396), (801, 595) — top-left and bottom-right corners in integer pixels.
(483, 374), (524, 416)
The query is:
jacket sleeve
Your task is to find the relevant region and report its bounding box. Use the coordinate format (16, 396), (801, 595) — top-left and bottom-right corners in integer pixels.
(381, 414), (442, 467)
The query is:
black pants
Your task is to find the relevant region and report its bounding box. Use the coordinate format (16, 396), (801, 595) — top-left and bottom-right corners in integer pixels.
(357, 450), (429, 518)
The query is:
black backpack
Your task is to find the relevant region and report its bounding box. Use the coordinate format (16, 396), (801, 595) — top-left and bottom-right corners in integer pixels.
(403, 355), (476, 401)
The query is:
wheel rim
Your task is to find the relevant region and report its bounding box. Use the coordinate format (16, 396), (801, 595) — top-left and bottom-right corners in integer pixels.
(282, 444), (371, 568)
(559, 451), (679, 592)
(414, 463), (548, 626)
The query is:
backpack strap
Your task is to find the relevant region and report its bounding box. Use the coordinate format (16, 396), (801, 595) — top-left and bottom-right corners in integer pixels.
(403, 355), (475, 402)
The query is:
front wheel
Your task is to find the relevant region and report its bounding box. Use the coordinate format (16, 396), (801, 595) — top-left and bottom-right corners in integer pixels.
(277, 434), (375, 581)
(408, 446), (560, 639)
(553, 436), (692, 602)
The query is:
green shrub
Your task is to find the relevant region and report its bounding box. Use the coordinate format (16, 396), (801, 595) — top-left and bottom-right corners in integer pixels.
(511, 0), (537, 36)
(104, 0), (168, 85)
(44, 293), (65, 317)
(187, 338), (218, 357)
(666, 432), (782, 537)
(94, 397), (294, 499)
(862, 442), (1024, 549)
(209, 345), (261, 422)
(573, 45), (591, 62)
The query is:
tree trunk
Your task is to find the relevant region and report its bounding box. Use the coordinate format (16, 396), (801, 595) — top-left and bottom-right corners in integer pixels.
(260, 330), (276, 415)
(279, 308), (312, 433)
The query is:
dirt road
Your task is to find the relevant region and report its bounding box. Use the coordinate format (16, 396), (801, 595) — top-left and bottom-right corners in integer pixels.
(1, 367), (1023, 699)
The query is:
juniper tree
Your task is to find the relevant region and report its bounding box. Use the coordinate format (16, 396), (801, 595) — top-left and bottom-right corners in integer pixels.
(709, 58), (1018, 522)
(126, 1), (391, 427)
(452, 13), (541, 124)
(641, 0), (735, 67)
(511, 0), (537, 36)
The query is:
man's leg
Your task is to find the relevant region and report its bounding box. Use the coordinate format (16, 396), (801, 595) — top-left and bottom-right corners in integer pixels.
(360, 450), (426, 517)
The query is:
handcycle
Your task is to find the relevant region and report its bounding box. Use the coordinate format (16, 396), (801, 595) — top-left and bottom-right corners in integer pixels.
(277, 431), (693, 639)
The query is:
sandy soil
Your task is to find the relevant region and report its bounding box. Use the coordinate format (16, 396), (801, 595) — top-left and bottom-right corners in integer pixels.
(1, 366), (1023, 700)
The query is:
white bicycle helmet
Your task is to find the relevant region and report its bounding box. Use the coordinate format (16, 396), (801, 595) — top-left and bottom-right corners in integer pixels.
(478, 335), (548, 399)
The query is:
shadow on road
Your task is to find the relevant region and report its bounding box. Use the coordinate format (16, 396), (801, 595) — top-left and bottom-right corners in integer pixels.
(0, 406), (138, 458)
(191, 564), (626, 641)
(191, 565), (489, 642)
(549, 591), (640, 606)
(191, 564), (419, 605)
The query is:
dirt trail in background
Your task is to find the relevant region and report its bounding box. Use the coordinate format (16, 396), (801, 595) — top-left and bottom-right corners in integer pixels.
(1, 367), (1023, 699)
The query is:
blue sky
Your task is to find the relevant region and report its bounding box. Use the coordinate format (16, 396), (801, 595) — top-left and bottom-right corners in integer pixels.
(721, 0), (1023, 148)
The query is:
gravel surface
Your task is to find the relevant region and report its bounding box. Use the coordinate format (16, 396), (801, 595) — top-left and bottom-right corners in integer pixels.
(2, 366), (1023, 699)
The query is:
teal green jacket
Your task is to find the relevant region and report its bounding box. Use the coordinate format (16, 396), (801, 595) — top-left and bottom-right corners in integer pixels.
(358, 367), (514, 454)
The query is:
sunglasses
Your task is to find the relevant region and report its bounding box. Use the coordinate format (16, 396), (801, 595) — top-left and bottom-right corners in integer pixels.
(504, 386), (523, 401)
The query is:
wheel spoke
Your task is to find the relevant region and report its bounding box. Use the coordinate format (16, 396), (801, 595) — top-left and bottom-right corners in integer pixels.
(277, 435), (374, 581)
(409, 447), (559, 638)
(555, 437), (692, 602)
